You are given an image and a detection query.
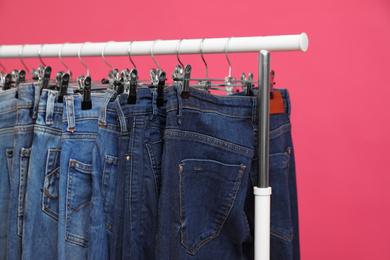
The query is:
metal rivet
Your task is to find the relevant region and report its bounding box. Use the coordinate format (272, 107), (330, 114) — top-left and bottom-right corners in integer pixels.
(179, 165), (184, 172)
(126, 155), (130, 160)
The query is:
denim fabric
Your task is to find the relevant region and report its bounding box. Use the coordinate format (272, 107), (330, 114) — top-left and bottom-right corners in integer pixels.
(58, 94), (103, 260)
(8, 83), (40, 260)
(21, 90), (63, 260)
(110, 88), (166, 260)
(0, 89), (17, 260)
(88, 89), (119, 260)
(156, 86), (256, 259)
(241, 89), (300, 260)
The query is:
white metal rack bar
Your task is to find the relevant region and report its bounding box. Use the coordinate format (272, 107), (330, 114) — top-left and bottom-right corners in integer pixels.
(0, 34), (308, 58)
(0, 33), (309, 260)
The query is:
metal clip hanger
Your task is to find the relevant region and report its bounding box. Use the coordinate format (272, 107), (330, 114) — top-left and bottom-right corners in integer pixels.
(101, 41), (121, 89)
(78, 42), (92, 110)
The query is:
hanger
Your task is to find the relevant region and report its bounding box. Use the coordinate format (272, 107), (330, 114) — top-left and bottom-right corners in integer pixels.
(57, 43), (71, 103)
(149, 40), (166, 107)
(77, 42), (92, 110)
(101, 41), (121, 89)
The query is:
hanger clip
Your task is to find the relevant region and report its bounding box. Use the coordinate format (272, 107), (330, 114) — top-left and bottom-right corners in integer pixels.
(241, 72), (254, 96)
(181, 64), (192, 99)
(270, 70), (275, 99)
(38, 66), (52, 93)
(127, 68), (138, 104)
(81, 76), (92, 110)
(157, 70), (166, 107)
(58, 73), (70, 103)
(1, 73), (13, 90)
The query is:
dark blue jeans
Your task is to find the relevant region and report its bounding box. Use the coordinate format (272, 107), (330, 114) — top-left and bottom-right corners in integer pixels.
(58, 94), (104, 260)
(21, 90), (63, 260)
(8, 83), (40, 259)
(241, 89), (300, 260)
(88, 89), (120, 259)
(110, 88), (166, 259)
(156, 86), (256, 259)
(0, 88), (17, 260)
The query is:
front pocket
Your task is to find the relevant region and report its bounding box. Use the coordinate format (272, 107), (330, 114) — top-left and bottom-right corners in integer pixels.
(66, 159), (92, 247)
(101, 155), (118, 231)
(179, 159), (246, 255)
(6, 149), (14, 185)
(42, 149), (61, 220)
(146, 140), (163, 197)
(269, 153), (293, 242)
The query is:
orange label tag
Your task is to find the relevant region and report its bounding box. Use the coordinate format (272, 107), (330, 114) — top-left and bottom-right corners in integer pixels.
(270, 91), (285, 115)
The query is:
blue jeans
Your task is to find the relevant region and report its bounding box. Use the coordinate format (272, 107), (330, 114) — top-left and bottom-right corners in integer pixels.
(0, 89), (17, 260)
(110, 88), (166, 259)
(21, 90), (63, 260)
(88, 89), (120, 259)
(8, 83), (40, 260)
(58, 94), (103, 259)
(156, 86), (256, 259)
(241, 89), (300, 260)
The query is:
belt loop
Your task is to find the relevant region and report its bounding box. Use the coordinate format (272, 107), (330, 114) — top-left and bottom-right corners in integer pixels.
(175, 86), (182, 125)
(284, 89), (291, 119)
(32, 82), (41, 120)
(65, 96), (76, 133)
(99, 89), (116, 125)
(252, 96), (257, 131)
(150, 89), (157, 120)
(115, 96), (127, 134)
(45, 91), (56, 125)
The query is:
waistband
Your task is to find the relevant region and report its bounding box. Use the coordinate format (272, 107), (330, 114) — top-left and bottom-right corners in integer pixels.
(112, 87), (166, 115)
(233, 88), (291, 117)
(166, 85), (256, 119)
(113, 87), (167, 134)
(0, 88), (17, 114)
(62, 94), (103, 133)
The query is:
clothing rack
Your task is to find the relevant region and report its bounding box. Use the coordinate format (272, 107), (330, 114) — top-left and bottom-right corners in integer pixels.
(0, 33), (309, 260)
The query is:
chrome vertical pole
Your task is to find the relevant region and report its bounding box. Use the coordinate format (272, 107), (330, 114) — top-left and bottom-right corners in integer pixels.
(254, 50), (271, 260)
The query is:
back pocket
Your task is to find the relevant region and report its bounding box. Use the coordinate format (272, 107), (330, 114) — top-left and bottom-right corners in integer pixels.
(66, 159), (92, 247)
(179, 159), (246, 255)
(101, 155), (118, 231)
(269, 152), (293, 242)
(42, 149), (61, 220)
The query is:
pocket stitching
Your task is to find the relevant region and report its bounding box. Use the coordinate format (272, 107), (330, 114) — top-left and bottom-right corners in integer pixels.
(179, 161), (246, 255)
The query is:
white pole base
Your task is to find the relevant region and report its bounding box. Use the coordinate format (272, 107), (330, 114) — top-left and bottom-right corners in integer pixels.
(254, 186), (272, 260)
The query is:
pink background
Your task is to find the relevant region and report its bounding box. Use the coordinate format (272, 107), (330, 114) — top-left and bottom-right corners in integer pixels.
(1, 0), (390, 259)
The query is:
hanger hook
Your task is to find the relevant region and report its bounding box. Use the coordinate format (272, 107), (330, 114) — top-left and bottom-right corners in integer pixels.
(0, 46), (6, 74)
(78, 42), (90, 76)
(225, 37), (234, 77)
(176, 39), (184, 69)
(102, 41), (115, 71)
(59, 42), (71, 75)
(127, 41), (136, 68)
(151, 40), (161, 71)
(200, 38), (208, 79)
(38, 44), (46, 67)
(19, 44), (30, 80)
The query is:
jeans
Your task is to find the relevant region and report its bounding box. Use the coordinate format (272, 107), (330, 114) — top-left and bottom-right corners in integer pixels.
(110, 88), (166, 259)
(8, 83), (40, 260)
(241, 89), (300, 260)
(156, 86), (256, 259)
(21, 90), (63, 260)
(88, 89), (120, 259)
(0, 89), (17, 260)
(58, 94), (103, 260)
